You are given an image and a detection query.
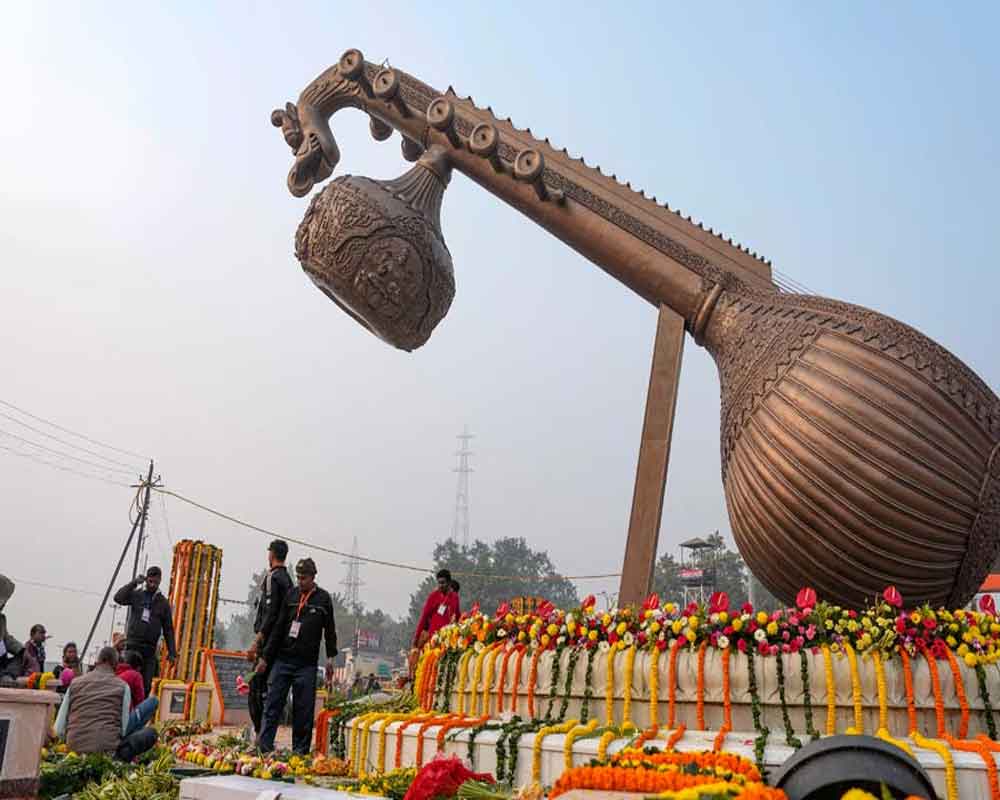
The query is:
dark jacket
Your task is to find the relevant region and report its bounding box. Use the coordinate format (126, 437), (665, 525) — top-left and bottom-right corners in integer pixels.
(113, 580), (177, 658)
(263, 585), (337, 666)
(253, 566), (292, 643)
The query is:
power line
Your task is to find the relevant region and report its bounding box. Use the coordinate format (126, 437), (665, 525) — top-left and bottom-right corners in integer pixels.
(0, 442), (131, 488)
(154, 486), (622, 582)
(0, 428), (138, 477)
(8, 577), (104, 598)
(0, 397), (148, 460)
(0, 410), (144, 472)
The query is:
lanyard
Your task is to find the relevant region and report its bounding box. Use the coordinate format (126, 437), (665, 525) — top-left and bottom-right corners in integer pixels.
(295, 589), (314, 621)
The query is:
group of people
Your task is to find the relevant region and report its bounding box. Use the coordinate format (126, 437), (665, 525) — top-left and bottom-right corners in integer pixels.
(246, 539), (339, 755)
(0, 576), (83, 684)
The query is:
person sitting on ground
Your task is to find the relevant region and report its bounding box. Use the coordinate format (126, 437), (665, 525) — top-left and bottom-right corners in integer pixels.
(116, 651), (146, 711)
(62, 641), (82, 674)
(53, 646), (158, 760)
(22, 624), (48, 675)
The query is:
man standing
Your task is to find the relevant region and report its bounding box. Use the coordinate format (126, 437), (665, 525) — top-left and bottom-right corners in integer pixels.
(411, 569), (460, 650)
(53, 646), (158, 761)
(256, 558), (337, 754)
(247, 540), (292, 738)
(113, 566), (176, 694)
(22, 624), (48, 674)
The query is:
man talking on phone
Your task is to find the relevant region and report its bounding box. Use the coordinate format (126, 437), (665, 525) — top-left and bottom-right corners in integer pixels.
(114, 567), (176, 694)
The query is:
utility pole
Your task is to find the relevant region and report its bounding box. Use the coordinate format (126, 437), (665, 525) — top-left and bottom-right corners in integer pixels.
(451, 426), (474, 548)
(341, 537), (363, 652)
(81, 461), (157, 668)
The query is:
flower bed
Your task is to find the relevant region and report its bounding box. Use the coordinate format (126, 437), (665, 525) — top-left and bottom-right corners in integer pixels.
(170, 738), (350, 780)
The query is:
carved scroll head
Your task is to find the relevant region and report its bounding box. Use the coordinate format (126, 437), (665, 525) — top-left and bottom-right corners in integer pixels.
(271, 102), (342, 198)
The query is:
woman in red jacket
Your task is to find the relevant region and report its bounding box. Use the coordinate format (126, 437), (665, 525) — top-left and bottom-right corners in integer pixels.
(412, 569), (461, 649)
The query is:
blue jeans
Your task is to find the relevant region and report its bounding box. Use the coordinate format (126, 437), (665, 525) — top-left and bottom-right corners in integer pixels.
(258, 658), (317, 754)
(125, 696), (158, 737)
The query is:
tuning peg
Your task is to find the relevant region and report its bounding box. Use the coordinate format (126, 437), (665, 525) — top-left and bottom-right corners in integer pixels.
(338, 49), (373, 97)
(369, 117), (392, 142)
(513, 149), (563, 203)
(469, 123), (504, 172)
(401, 137), (423, 162)
(373, 68), (409, 117)
(427, 98), (461, 148)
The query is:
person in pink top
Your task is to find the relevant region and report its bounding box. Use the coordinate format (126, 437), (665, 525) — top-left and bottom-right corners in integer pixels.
(412, 569), (461, 649)
(115, 651), (146, 710)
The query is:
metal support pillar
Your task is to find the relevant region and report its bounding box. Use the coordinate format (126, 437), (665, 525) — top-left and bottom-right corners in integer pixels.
(618, 304), (685, 607)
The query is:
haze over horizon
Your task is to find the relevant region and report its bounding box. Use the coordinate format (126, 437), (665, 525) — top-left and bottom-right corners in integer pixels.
(2, 3), (998, 657)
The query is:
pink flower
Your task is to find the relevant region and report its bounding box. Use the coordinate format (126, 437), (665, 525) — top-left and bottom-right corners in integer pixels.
(981, 595), (997, 616)
(709, 591), (730, 614)
(737, 639), (748, 653)
(781, 630), (790, 641)
(805, 625), (816, 641)
(741, 603), (754, 615)
(883, 586), (903, 608)
(677, 635), (688, 647)
(796, 587), (817, 611)
(495, 602), (511, 619)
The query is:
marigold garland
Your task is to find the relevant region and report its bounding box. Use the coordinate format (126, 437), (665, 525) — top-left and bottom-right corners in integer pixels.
(413, 651), (430, 706)
(713, 648), (733, 752)
(975, 735), (1000, 799)
(532, 718), (578, 782)
(844, 642), (864, 735)
(872, 651), (889, 732)
(605, 645), (616, 725)
(943, 646), (971, 739)
(469, 646), (488, 718)
(394, 714), (430, 768)
(355, 712), (380, 776)
(563, 718), (600, 769)
(414, 714), (459, 767)
(696, 641), (707, 731)
(922, 646), (947, 739)
(597, 728), (618, 761)
(435, 714), (488, 751)
(527, 648), (542, 719)
(455, 650), (474, 715)
(876, 726), (914, 757)
(945, 734), (1000, 800)
(510, 645), (527, 714)
(665, 723), (687, 751)
(822, 644), (837, 736)
(376, 713), (412, 773)
(497, 646), (514, 713)
(900, 648), (918, 734)
(667, 638), (681, 729)
(622, 645), (637, 728)
(481, 644), (503, 716)
(632, 724), (660, 750)
(649, 647), (661, 728)
(911, 729), (958, 800)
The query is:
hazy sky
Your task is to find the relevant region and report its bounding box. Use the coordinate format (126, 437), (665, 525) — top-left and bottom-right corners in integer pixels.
(2, 3), (997, 659)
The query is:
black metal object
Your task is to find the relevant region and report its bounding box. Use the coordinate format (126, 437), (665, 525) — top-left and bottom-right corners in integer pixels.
(771, 735), (938, 800)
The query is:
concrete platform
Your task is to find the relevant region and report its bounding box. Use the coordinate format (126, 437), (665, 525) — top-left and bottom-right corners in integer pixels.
(180, 774), (383, 799)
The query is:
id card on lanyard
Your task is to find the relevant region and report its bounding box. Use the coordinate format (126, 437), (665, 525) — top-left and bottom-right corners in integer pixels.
(289, 589), (314, 639)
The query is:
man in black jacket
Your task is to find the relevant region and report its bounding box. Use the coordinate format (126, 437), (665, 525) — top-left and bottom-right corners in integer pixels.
(247, 539), (292, 738)
(113, 566), (176, 694)
(256, 557), (337, 754)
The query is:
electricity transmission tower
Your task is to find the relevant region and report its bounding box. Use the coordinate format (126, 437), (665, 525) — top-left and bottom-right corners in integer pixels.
(451, 427), (474, 548)
(341, 536), (363, 650)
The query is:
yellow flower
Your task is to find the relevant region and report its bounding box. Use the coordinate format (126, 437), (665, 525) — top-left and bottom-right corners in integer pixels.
(965, 652), (979, 668)
(541, 634), (550, 647)
(684, 628), (696, 641)
(547, 623), (559, 637)
(650, 621), (661, 634)
(616, 622), (627, 636)
(588, 630), (598, 641)
(688, 617), (700, 631)
(602, 614), (612, 626)
(664, 602), (675, 613)
(756, 611), (769, 625)
(671, 620), (683, 635)
(517, 631), (526, 641)
(910, 611), (922, 624)
(766, 621), (778, 636)
(947, 636), (958, 648)
(731, 618), (743, 632)
(717, 611), (728, 623)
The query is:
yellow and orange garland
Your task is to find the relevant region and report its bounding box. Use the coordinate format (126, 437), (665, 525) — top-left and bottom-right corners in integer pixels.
(843, 642), (864, 735)
(822, 644), (837, 736)
(621, 645), (637, 729)
(526, 648), (542, 719)
(696, 641), (708, 731)
(648, 647), (661, 727)
(605, 646), (616, 725)
(563, 719), (600, 768)
(712, 648), (733, 752)
(667, 639), (681, 729)
(533, 718), (578, 781)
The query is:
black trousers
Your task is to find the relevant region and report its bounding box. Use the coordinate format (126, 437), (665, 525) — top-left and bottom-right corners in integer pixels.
(126, 642), (158, 696)
(115, 727), (158, 761)
(259, 658), (317, 754)
(248, 659), (272, 735)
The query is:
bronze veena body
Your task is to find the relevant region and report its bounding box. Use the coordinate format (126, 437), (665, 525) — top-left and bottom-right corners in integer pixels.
(273, 49), (1000, 609)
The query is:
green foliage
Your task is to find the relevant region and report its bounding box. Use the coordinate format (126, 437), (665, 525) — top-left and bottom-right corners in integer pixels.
(406, 538), (580, 629)
(40, 751), (127, 799)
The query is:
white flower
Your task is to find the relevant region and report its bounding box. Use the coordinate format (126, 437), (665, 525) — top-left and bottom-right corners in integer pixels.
(598, 641), (611, 653)
(474, 641), (485, 653)
(717, 635), (730, 649)
(623, 632), (635, 646)
(557, 636), (566, 646)
(754, 628), (766, 642)
(709, 613), (720, 624)
(497, 628), (508, 638)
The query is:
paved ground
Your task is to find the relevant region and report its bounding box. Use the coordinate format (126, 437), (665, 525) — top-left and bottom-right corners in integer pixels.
(204, 725), (296, 751)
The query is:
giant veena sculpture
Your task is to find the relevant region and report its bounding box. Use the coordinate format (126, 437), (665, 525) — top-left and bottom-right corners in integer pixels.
(272, 49), (999, 609)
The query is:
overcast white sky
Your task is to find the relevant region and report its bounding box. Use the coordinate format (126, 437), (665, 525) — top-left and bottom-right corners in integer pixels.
(2, 3), (998, 659)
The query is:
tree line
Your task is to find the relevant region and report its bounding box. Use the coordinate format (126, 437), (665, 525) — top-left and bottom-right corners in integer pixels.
(215, 535), (782, 655)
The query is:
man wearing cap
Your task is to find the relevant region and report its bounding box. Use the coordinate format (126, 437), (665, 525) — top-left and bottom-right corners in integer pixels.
(114, 566), (176, 694)
(247, 539), (293, 737)
(256, 557), (337, 754)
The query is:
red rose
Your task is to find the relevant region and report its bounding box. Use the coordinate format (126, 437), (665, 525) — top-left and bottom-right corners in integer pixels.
(582, 594), (596, 610)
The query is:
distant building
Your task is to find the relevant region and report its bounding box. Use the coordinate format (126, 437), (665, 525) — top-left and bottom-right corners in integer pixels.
(973, 554), (1000, 609)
